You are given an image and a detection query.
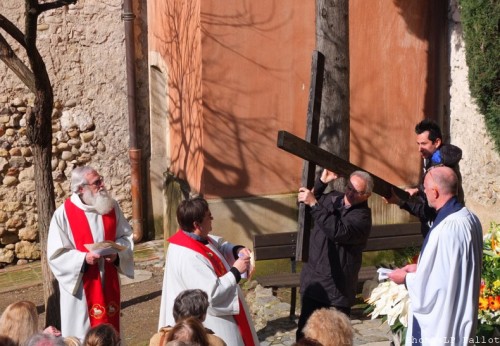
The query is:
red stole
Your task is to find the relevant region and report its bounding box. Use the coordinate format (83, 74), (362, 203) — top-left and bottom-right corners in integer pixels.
(64, 199), (121, 334)
(168, 230), (254, 346)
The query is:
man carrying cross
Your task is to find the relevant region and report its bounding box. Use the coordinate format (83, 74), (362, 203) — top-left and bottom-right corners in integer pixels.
(296, 168), (373, 341)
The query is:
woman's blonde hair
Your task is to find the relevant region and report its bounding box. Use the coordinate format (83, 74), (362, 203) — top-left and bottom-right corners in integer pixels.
(0, 301), (39, 345)
(303, 308), (354, 346)
(64, 336), (82, 346)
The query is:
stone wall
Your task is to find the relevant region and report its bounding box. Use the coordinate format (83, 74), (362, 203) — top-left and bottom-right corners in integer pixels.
(449, 1), (500, 230)
(0, 0), (133, 265)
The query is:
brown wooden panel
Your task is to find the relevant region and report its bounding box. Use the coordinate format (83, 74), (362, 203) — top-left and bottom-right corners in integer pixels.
(370, 223), (421, 238)
(365, 235), (423, 251)
(254, 245), (296, 261)
(253, 232), (297, 248)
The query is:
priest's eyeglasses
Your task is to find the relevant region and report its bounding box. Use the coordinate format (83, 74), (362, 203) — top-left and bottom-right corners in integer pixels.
(83, 176), (104, 188)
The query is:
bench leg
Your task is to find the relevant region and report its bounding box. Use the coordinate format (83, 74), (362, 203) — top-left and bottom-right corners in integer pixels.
(290, 287), (297, 319)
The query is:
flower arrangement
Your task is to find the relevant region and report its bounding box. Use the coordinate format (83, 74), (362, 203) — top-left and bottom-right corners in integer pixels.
(365, 280), (410, 344)
(477, 221), (500, 337)
(364, 248), (419, 345)
(365, 222), (500, 343)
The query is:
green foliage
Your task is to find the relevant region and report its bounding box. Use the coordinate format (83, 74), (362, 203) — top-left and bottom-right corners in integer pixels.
(459, 0), (500, 152)
(478, 221), (500, 331)
(362, 247), (421, 268)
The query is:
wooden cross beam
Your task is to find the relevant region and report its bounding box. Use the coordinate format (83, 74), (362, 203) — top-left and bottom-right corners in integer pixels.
(277, 130), (410, 201)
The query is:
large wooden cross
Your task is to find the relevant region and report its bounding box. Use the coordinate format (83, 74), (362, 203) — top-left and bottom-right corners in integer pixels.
(287, 51), (409, 261)
(277, 130), (410, 200)
(277, 130), (410, 261)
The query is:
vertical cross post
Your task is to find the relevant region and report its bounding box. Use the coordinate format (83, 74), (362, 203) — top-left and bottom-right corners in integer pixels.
(296, 50), (325, 262)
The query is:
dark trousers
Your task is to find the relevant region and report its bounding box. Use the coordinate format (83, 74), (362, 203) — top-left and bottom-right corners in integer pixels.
(296, 295), (351, 341)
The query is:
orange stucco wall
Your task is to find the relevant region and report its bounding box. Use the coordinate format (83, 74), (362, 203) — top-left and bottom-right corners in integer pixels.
(200, 1), (316, 197)
(148, 0), (204, 192)
(149, 0), (445, 199)
(349, 0), (447, 188)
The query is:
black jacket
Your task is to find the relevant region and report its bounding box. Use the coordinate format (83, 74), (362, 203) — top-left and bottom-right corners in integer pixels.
(300, 179), (372, 308)
(400, 143), (463, 238)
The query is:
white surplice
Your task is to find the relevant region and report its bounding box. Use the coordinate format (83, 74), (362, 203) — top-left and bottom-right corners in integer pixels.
(47, 194), (134, 341)
(405, 207), (482, 346)
(158, 234), (259, 346)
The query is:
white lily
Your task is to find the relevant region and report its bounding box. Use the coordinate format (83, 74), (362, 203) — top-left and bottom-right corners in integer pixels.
(366, 279), (410, 329)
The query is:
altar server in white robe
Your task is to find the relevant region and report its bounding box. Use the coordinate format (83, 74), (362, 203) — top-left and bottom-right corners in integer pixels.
(47, 166), (134, 341)
(389, 166), (482, 346)
(158, 197), (259, 346)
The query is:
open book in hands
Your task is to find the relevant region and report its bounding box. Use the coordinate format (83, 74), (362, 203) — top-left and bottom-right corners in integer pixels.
(84, 241), (126, 256)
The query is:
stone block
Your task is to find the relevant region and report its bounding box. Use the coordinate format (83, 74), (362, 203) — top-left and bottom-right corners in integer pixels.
(6, 215), (24, 229)
(81, 131), (94, 143)
(15, 240), (41, 260)
(17, 180), (36, 193)
(18, 166), (35, 181)
(20, 147), (32, 157)
(9, 147), (22, 156)
(8, 156), (27, 168)
(0, 248), (15, 263)
(60, 151), (74, 161)
(2, 176), (18, 186)
(18, 227), (38, 241)
(2, 202), (22, 212)
(0, 157), (8, 171)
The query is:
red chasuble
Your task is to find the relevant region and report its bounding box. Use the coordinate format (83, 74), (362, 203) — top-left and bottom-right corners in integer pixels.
(168, 230), (254, 346)
(64, 199), (121, 333)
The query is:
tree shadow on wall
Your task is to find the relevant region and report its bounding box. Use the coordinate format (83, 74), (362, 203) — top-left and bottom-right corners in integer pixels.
(153, 1), (303, 239)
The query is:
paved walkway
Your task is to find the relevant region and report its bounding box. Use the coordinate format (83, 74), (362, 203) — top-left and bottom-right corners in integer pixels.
(0, 240), (394, 346)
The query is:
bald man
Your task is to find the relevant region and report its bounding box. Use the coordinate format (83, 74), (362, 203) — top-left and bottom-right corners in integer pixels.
(389, 166), (482, 346)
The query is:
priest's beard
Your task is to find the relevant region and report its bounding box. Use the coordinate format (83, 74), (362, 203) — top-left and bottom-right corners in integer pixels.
(82, 189), (115, 215)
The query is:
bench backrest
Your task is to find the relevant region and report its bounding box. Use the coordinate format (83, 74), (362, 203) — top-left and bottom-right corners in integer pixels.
(365, 223), (422, 251)
(253, 223), (423, 261)
(253, 231), (297, 260)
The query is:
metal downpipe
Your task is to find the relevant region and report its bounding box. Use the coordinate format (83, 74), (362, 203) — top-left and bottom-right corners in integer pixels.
(122, 0), (143, 242)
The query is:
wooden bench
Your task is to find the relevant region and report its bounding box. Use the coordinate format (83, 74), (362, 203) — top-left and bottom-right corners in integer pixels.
(252, 222), (423, 317)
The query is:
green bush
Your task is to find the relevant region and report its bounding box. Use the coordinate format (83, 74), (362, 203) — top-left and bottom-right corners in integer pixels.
(459, 0), (500, 152)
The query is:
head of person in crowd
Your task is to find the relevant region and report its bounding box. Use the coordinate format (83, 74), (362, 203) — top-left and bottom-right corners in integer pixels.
(0, 300), (39, 346)
(292, 337), (323, 346)
(344, 171), (373, 207)
(26, 332), (66, 346)
(165, 341), (193, 346)
(165, 317), (209, 346)
(415, 119), (443, 160)
(423, 166), (458, 210)
(63, 336), (82, 346)
(173, 289), (209, 323)
(0, 336), (16, 346)
(176, 197), (213, 239)
(302, 308), (354, 346)
(71, 166), (114, 215)
(82, 323), (120, 346)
